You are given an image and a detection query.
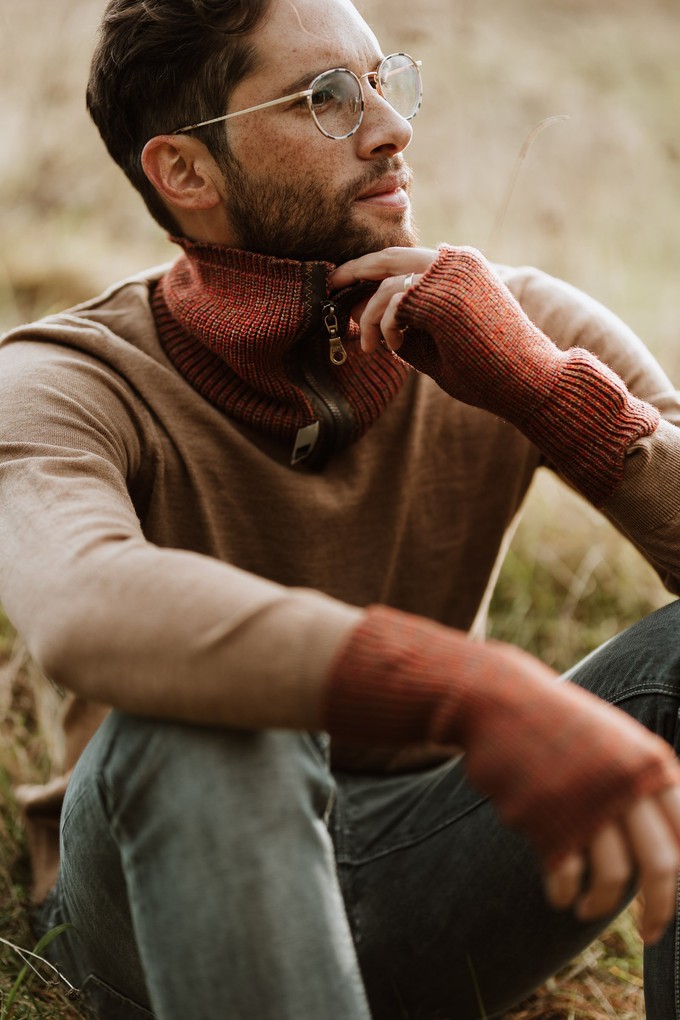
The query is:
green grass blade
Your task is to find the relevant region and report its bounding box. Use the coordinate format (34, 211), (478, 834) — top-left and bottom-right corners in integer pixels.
(1, 924), (73, 1020)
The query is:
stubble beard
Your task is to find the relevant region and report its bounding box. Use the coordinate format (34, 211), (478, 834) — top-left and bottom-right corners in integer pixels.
(218, 150), (419, 265)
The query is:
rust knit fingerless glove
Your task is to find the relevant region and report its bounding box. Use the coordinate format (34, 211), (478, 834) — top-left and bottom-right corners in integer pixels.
(396, 246), (660, 507)
(323, 605), (680, 864)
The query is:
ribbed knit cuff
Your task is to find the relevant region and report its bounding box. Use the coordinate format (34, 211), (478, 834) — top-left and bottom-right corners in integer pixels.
(323, 605), (556, 747)
(524, 348), (660, 506)
(323, 606), (467, 745)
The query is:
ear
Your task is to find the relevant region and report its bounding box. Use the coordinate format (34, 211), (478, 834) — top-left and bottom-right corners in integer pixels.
(141, 135), (225, 213)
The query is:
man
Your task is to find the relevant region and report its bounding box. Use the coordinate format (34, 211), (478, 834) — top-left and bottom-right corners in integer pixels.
(3, 0), (680, 1017)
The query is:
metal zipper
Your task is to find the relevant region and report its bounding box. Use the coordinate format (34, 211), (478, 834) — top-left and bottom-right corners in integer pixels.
(322, 300), (348, 366)
(288, 265), (356, 468)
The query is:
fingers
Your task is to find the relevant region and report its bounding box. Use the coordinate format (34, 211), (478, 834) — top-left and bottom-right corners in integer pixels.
(625, 796), (680, 945)
(658, 784), (680, 840)
(358, 280), (416, 353)
(329, 247), (438, 353)
(574, 823), (632, 923)
(545, 826), (632, 921)
(545, 851), (586, 909)
(546, 792), (680, 946)
(328, 246), (437, 290)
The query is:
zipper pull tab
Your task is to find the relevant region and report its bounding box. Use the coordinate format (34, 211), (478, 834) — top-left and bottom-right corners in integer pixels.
(322, 301), (348, 366)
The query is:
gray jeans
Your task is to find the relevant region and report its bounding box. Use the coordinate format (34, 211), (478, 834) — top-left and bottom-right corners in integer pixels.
(35, 601), (680, 1020)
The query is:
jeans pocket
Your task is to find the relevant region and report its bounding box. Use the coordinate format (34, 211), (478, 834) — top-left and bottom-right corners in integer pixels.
(78, 974), (155, 1020)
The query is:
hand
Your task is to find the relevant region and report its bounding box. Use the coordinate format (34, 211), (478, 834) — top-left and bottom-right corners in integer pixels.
(546, 786), (680, 944)
(325, 605), (680, 937)
(329, 247), (437, 352)
(334, 244), (658, 508)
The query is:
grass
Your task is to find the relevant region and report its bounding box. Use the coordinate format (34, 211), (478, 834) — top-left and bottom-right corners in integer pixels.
(0, 641), (81, 1019)
(1, 924), (79, 1020)
(502, 909), (646, 1020)
(1, 0), (679, 1015)
(488, 473), (673, 674)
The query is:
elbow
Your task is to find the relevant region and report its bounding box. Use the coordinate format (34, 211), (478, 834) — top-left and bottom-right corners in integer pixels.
(28, 604), (102, 699)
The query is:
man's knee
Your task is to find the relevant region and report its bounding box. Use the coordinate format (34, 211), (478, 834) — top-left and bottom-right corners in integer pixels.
(72, 712), (336, 847)
(565, 599), (680, 743)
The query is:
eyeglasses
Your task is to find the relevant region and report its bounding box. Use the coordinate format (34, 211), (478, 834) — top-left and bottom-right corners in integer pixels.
(173, 53), (422, 140)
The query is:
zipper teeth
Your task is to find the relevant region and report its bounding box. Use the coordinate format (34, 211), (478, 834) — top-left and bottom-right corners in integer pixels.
(302, 364), (345, 431)
(288, 264), (356, 464)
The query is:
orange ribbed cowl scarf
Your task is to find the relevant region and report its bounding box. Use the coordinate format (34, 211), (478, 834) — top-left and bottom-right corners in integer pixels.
(152, 238), (409, 468)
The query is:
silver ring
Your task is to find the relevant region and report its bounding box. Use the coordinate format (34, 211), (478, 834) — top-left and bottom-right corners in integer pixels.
(403, 272), (415, 290)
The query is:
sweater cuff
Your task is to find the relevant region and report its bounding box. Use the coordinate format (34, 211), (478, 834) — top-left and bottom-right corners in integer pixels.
(524, 348), (660, 506)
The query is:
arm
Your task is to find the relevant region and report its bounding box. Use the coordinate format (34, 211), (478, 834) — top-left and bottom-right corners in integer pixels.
(0, 339), (361, 726)
(332, 245), (659, 505)
(330, 246), (680, 592)
(502, 264), (680, 595)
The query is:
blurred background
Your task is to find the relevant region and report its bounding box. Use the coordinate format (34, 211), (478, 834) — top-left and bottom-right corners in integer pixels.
(0, 1), (679, 1013)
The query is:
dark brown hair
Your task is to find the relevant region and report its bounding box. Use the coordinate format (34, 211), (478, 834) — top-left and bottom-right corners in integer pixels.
(86, 0), (270, 232)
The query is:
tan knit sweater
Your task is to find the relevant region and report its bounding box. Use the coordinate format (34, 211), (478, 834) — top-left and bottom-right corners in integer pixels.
(2, 255), (680, 900)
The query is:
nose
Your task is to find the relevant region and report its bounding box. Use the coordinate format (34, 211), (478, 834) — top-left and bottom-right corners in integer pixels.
(354, 87), (413, 159)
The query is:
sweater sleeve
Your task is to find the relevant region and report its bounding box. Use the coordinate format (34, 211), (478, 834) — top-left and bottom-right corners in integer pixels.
(0, 339), (360, 727)
(501, 266), (680, 595)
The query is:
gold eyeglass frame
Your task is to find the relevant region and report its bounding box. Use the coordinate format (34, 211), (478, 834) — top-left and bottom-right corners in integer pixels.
(173, 53), (422, 140)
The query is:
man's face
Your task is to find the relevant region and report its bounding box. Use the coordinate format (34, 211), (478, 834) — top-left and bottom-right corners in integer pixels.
(215, 0), (418, 264)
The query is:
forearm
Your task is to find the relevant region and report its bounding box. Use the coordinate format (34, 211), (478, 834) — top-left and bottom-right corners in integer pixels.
(503, 265), (680, 590)
(396, 247), (659, 507)
(0, 344), (363, 730)
(15, 541), (361, 730)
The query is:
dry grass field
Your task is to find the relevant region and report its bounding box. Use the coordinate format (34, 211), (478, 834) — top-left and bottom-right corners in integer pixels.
(1, 0), (679, 1016)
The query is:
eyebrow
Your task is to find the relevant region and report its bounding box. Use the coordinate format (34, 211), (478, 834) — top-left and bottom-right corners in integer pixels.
(277, 69), (330, 97)
(277, 55), (384, 98)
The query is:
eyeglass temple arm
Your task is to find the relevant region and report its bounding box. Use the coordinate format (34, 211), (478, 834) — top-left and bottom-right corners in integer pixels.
(174, 88), (314, 135)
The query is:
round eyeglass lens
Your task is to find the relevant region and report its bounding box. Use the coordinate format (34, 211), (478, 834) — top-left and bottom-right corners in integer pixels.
(309, 69), (363, 139)
(379, 53), (422, 120)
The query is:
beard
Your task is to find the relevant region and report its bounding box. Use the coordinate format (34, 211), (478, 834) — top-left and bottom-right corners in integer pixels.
(217, 150), (419, 265)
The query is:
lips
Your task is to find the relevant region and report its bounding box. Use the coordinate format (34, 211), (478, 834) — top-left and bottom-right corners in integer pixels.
(356, 175), (408, 201)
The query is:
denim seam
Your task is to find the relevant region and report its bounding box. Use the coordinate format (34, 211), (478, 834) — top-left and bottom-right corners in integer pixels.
(331, 794), (350, 861)
(61, 784), (96, 831)
(607, 682), (680, 704)
(62, 716), (122, 831)
(335, 792), (488, 866)
(82, 973), (155, 1018)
